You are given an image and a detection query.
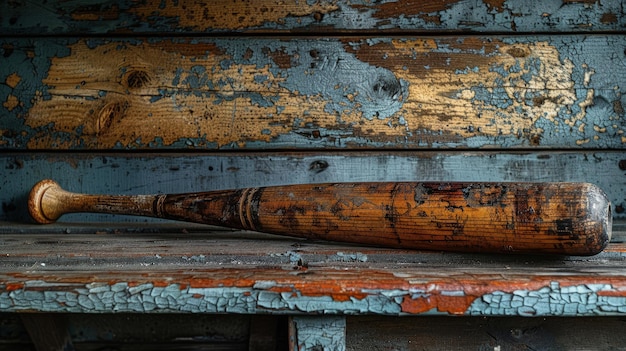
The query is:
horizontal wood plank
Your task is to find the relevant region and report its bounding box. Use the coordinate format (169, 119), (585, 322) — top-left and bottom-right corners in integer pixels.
(1, 0), (625, 34)
(346, 315), (626, 350)
(5, 312), (626, 350)
(0, 312), (252, 350)
(2, 36), (625, 150)
(1, 151), (624, 223)
(1, 229), (626, 316)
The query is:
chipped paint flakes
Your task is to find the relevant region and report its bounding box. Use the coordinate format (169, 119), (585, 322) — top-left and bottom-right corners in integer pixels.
(5, 73), (21, 88)
(468, 282), (626, 316)
(0, 282), (394, 314)
(3, 94), (20, 111)
(23, 38), (410, 149)
(11, 36), (626, 149)
(394, 40), (580, 145)
(127, 0), (339, 30)
(292, 316), (346, 351)
(2, 280), (626, 316)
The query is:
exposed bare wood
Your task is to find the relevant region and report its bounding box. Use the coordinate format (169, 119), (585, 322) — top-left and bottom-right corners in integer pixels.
(2, 36), (624, 150)
(1, 0), (625, 34)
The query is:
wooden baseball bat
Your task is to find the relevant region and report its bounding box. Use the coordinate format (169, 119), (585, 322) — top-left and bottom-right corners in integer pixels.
(28, 180), (612, 255)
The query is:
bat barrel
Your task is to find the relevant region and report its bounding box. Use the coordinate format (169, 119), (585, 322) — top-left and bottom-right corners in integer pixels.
(222, 182), (612, 256)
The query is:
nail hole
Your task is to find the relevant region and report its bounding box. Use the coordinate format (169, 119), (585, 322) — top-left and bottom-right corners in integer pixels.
(309, 160), (329, 174)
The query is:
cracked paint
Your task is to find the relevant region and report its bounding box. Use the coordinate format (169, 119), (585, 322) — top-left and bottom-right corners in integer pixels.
(469, 281), (626, 316)
(292, 316), (346, 351)
(2, 277), (626, 317)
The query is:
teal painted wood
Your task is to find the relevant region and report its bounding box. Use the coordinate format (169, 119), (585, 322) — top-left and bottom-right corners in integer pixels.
(1, 36), (625, 150)
(1, 280), (626, 317)
(2, 234), (626, 317)
(1, 0), (624, 34)
(291, 316), (346, 351)
(1, 151), (624, 224)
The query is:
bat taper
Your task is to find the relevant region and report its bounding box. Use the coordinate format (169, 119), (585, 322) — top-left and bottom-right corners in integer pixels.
(28, 180), (612, 255)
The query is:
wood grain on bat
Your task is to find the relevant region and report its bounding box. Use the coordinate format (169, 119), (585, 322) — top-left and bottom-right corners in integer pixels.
(29, 180), (612, 255)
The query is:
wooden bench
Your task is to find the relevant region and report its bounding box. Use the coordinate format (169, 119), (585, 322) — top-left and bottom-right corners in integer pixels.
(1, 1), (625, 349)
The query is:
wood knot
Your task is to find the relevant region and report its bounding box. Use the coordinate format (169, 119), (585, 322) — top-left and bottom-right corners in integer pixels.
(122, 69), (151, 89)
(507, 46), (530, 58)
(371, 75), (402, 101)
(361, 70), (406, 120)
(96, 100), (128, 135)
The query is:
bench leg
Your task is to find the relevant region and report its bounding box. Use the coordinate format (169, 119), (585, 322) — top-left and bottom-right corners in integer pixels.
(20, 313), (74, 351)
(289, 315), (346, 351)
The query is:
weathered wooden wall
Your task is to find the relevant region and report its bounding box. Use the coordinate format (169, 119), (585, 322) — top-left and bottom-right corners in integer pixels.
(2, 36), (625, 150)
(1, 0), (625, 350)
(2, 0), (625, 34)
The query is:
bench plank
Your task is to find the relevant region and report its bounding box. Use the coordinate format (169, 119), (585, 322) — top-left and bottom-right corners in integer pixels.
(1, 230), (625, 316)
(346, 315), (626, 350)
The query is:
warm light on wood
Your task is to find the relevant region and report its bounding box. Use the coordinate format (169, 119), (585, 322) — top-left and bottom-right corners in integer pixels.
(29, 180), (612, 255)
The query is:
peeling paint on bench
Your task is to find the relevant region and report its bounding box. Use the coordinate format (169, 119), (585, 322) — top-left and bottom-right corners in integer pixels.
(469, 282), (626, 316)
(3, 275), (626, 317)
(291, 316), (346, 351)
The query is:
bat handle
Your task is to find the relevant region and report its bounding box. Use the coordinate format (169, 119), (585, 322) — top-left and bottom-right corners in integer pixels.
(28, 179), (157, 224)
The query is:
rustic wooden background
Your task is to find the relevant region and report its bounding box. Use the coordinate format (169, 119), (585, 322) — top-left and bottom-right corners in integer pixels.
(1, 0), (625, 350)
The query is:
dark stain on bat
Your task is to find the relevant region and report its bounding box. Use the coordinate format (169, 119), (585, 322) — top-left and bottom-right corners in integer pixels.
(330, 200), (350, 221)
(463, 184), (508, 207)
(554, 219), (574, 236)
(513, 187), (542, 226)
(249, 187), (263, 231)
(384, 204), (397, 228)
(413, 183), (433, 206)
(277, 205), (306, 229)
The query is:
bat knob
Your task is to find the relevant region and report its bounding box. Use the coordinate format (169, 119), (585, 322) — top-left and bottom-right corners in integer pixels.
(28, 179), (63, 224)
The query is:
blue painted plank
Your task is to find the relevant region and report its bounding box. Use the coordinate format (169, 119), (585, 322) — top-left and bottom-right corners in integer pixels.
(1, 36), (625, 150)
(1, 151), (623, 224)
(2, 234), (626, 316)
(290, 316), (346, 351)
(1, 0), (624, 34)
